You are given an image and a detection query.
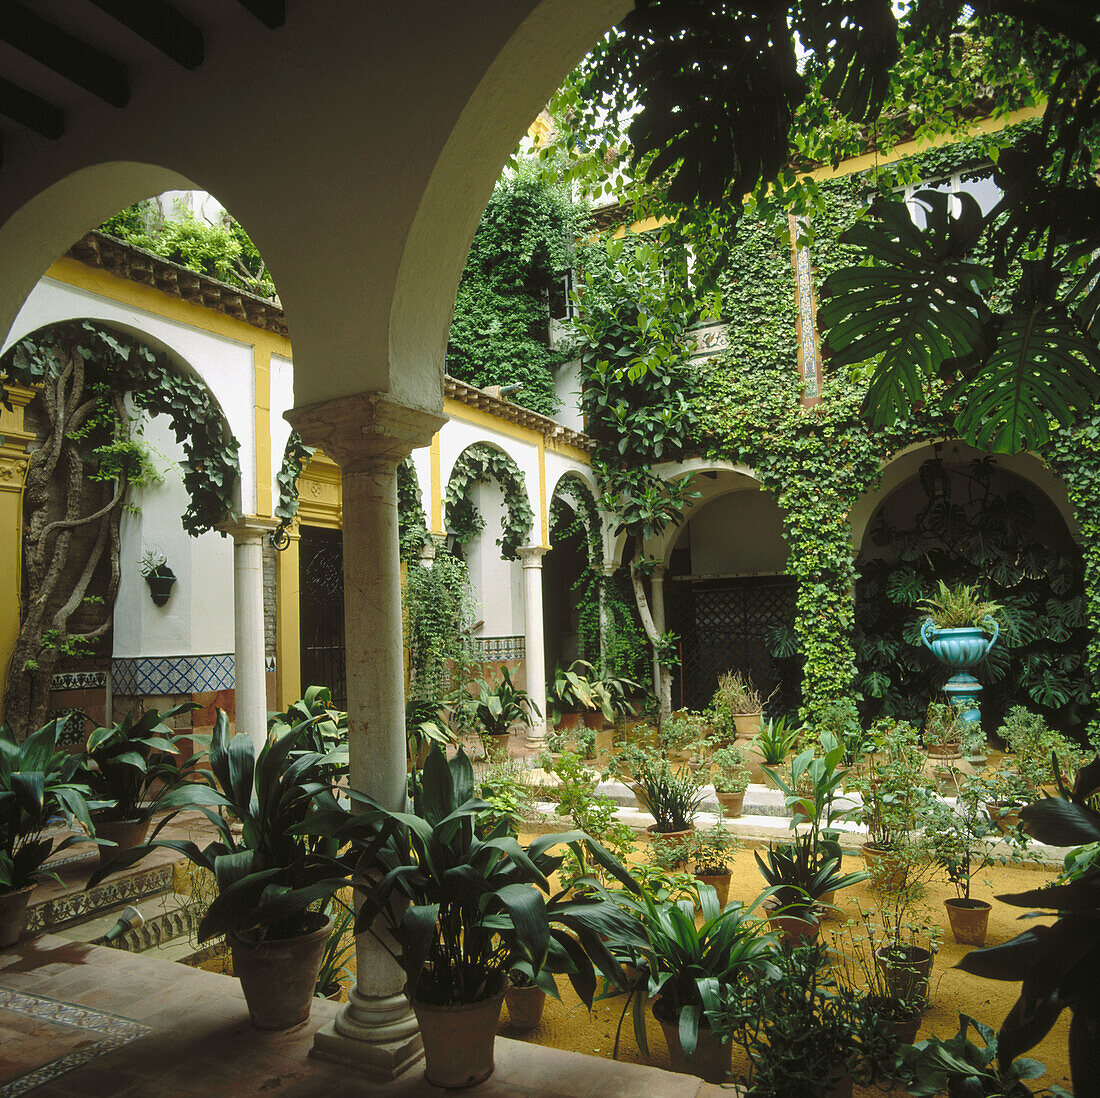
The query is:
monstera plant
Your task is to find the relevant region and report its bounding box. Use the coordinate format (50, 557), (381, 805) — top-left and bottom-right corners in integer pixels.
(957, 755), (1100, 1094)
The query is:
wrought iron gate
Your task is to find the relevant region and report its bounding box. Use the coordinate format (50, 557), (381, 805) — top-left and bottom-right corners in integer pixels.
(667, 576), (800, 716)
(299, 526), (346, 707)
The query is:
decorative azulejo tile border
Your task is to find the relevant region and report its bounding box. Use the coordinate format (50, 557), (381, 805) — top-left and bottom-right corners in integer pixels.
(49, 671), (107, 691)
(687, 320), (729, 361)
(111, 653), (234, 696)
(474, 636), (525, 661)
(0, 988), (150, 1096)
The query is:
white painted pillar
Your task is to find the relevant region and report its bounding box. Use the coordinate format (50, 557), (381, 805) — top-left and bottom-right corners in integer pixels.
(222, 516), (277, 752)
(519, 545), (549, 747)
(287, 392), (443, 1082)
(651, 564), (667, 699)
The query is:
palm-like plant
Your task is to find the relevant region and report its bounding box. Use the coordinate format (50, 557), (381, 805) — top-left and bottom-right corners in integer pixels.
(755, 830), (867, 917)
(268, 685), (349, 780)
(80, 703), (210, 823)
(919, 580), (1002, 630)
(547, 659), (600, 720)
(88, 710), (346, 945)
(469, 666), (538, 737)
(610, 883), (777, 1062)
(756, 716), (801, 766)
(633, 758), (705, 833)
(0, 719), (97, 893)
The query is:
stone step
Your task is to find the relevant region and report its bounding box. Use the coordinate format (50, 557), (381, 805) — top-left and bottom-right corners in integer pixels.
(53, 889), (202, 954)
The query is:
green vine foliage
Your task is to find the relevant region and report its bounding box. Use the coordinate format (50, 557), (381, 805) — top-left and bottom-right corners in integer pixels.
(273, 431), (315, 543)
(446, 158), (588, 416)
(397, 459), (430, 564)
(6, 320), (239, 535)
(99, 200), (277, 300)
(444, 444), (534, 561)
(404, 547), (478, 723)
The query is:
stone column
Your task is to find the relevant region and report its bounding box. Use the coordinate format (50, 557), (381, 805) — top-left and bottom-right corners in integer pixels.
(651, 564), (667, 698)
(287, 391), (444, 1081)
(221, 516), (278, 751)
(518, 545), (548, 747)
(0, 385), (35, 724)
(599, 562), (617, 678)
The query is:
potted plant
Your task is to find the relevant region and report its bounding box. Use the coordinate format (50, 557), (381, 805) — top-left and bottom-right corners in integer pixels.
(504, 967), (546, 1031)
(923, 699), (966, 759)
(716, 942), (885, 1098)
(467, 665), (538, 759)
(853, 719), (932, 889)
(79, 703), (211, 862)
(996, 705), (1087, 797)
(139, 548), (177, 606)
(710, 744), (750, 818)
(547, 659), (603, 730)
(756, 715), (801, 787)
(329, 745), (642, 1089)
(88, 711), (346, 1029)
(709, 669), (767, 740)
(653, 816), (740, 907)
(315, 899), (355, 1000)
(633, 755), (705, 849)
(0, 718), (97, 947)
(924, 784), (1032, 947)
(900, 1013), (1064, 1098)
(610, 881), (777, 1084)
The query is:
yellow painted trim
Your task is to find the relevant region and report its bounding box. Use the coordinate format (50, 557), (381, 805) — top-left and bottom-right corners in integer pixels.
(275, 524), (302, 708)
(44, 256), (292, 359)
(610, 106), (1044, 237)
(430, 433), (443, 534)
(296, 452), (343, 530)
(253, 347), (272, 516)
(444, 399), (591, 463)
(538, 436), (549, 548)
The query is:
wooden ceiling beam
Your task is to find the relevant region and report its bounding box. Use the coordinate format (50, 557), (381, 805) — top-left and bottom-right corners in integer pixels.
(236, 1), (286, 30)
(0, 76), (64, 139)
(89, 1), (204, 70)
(0, 2), (129, 108)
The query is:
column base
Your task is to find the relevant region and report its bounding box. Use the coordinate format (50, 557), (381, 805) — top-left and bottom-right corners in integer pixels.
(309, 988), (423, 1082)
(524, 719), (548, 750)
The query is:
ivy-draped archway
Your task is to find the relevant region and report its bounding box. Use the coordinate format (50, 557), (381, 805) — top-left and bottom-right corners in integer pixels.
(2, 319), (239, 731)
(443, 442), (533, 561)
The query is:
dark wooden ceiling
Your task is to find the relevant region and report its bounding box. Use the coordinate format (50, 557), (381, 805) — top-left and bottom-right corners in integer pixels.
(0, 1), (285, 166)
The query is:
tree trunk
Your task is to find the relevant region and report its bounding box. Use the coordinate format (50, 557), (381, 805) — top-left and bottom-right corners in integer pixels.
(2, 347), (125, 736)
(629, 548), (671, 719)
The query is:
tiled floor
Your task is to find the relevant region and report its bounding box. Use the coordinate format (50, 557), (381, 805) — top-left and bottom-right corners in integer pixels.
(0, 935), (734, 1097)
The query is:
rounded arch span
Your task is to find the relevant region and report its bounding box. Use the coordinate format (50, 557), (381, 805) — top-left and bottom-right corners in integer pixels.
(0, 162), (195, 353)
(6, 317), (241, 517)
(550, 471), (604, 568)
(444, 441), (535, 561)
(850, 440), (1079, 555)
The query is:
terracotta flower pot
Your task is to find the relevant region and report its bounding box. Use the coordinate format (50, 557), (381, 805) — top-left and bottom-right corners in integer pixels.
(866, 995), (922, 1044)
(227, 913), (331, 1030)
(556, 712), (582, 731)
(733, 712), (762, 738)
(695, 871), (731, 907)
(412, 985), (506, 1088)
(484, 731), (510, 762)
(0, 884), (35, 949)
(653, 997), (731, 1084)
(986, 802), (1022, 834)
(944, 898), (992, 946)
(715, 789), (745, 819)
(764, 900), (821, 947)
(504, 982), (546, 1031)
(94, 816), (153, 866)
(646, 825), (694, 866)
(862, 842), (906, 892)
(582, 709), (606, 731)
(874, 944), (933, 1007)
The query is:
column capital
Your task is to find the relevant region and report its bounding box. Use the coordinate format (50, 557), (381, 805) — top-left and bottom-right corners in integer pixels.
(2, 381), (37, 409)
(518, 544), (548, 567)
(219, 514), (280, 543)
(285, 391), (445, 472)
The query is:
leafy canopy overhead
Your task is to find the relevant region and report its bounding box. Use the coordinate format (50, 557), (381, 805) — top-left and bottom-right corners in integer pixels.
(550, 0), (1099, 453)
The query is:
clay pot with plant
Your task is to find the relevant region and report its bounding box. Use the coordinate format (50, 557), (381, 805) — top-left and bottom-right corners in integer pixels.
(660, 817), (740, 908)
(710, 744), (750, 818)
(504, 968), (546, 1031)
(0, 718), (97, 947)
(924, 784), (1032, 947)
(755, 715), (801, 787)
(89, 712), (347, 1030)
(139, 548), (177, 606)
(633, 755), (705, 852)
(709, 669), (769, 741)
(339, 746), (643, 1089)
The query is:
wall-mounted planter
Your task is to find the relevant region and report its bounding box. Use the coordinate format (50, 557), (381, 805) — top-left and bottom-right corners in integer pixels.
(145, 567), (177, 607)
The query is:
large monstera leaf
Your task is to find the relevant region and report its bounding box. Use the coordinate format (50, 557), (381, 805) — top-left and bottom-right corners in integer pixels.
(820, 191), (992, 425)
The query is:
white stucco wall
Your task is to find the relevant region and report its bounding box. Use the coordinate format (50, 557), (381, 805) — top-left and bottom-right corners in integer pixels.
(113, 412), (235, 658)
(681, 488), (789, 576)
(269, 352), (295, 509)
(463, 480), (524, 636)
(552, 359), (584, 433)
(4, 276), (258, 514)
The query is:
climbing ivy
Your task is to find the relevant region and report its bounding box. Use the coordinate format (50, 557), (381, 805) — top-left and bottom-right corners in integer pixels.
(446, 158), (588, 417)
(397, 459), (430, 564)
(272, 431), (315, 546)
(444, 443), (534, 561)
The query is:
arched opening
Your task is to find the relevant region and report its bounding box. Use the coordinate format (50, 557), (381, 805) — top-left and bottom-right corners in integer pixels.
(1, 317), (238, 735)
(663, 480), (797, 715)
(853, 449), (1089, 739)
